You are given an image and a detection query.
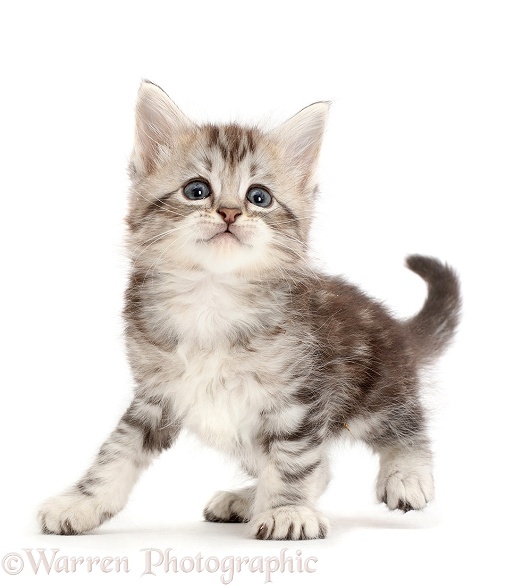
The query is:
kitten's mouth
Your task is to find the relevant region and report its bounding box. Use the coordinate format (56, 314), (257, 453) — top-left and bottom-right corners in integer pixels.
(208, 228), (241, 244)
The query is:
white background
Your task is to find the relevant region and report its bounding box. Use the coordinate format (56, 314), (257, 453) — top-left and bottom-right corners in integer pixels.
(1, 1), (522, 585)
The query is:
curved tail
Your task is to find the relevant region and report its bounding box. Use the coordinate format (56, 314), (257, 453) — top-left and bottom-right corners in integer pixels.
(405, 255), (461, 362)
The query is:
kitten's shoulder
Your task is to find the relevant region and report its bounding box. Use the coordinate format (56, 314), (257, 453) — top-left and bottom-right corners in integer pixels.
(288, 270), (399, 340)
(294, 271), (387, 313)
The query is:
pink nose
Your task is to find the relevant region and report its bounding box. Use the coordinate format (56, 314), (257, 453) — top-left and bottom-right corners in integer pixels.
(218, 207), (242, 224)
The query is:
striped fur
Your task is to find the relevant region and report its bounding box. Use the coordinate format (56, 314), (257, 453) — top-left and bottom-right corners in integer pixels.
(38, 81), (460, 539)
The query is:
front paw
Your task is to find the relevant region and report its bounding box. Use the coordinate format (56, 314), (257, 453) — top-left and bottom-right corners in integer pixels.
(250, 506), (329, 540)
(203, 490), (251, 523)
(38, 491), (115, 535)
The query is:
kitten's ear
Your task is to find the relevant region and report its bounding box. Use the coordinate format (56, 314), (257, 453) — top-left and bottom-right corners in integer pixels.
(131, 80), (193, 176)
(274, 102), (330, 171)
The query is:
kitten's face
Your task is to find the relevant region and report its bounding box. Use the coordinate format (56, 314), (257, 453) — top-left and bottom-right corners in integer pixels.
(127, 82), (328, 277)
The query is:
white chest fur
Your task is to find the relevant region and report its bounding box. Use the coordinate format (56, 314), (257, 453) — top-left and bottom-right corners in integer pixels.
(154, 272), (284, 453)
(174, 343), (269, 452)
(157, 272), (270, 343)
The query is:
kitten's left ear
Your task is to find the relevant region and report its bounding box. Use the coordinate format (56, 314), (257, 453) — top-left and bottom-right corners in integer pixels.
(131, 80), (193, 177)
(273, 102), (330, 171)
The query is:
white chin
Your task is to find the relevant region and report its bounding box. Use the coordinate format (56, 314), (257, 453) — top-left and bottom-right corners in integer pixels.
(196, 238), (256, 274)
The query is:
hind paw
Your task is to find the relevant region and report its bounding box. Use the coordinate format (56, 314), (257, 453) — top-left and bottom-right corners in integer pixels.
(377, 467), (434, 511)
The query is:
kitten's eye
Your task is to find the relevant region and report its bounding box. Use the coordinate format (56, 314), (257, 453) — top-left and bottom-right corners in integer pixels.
(183, 180), (211, 200)
(246, 186), (272, 208)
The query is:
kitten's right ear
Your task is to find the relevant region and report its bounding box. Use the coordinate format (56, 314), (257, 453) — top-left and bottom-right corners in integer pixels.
(131, 80), (192, 177)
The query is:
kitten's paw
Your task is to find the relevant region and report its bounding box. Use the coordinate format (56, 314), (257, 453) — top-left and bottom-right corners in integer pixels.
(377, 465), (434, 512)
(203, 490), (251, 523)
(250, 506), (329, 540)
(38, 491), (116, 535)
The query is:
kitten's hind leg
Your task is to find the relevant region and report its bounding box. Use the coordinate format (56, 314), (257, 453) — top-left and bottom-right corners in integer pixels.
(203, 486), (255, 523)
(38, 395), (181, 535)
(366, 406), (435, 512)
(353, 390), (435, 512)
(376, 439), (434, 512)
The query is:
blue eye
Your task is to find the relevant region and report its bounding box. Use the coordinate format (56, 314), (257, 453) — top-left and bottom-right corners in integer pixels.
(246, 186), (272, 208)
(183, 180), (211, 200)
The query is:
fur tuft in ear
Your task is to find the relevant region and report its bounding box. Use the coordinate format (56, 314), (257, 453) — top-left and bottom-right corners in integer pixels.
(274, 102), (330, 172)
(131, 80), (193, 177)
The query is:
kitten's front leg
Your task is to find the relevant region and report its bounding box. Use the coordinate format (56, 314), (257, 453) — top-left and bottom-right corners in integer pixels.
(250, 435), (330, 540)
(39, 394), (180, 535)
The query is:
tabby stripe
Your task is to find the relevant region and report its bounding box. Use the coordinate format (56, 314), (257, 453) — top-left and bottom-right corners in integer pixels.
(279, 459), (322, 483)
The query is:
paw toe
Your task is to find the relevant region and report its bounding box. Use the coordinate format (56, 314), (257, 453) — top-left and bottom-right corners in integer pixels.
(203, 491), (250, 524)
(38, 491), (115, 535)
(378, 465), (434, 512)
(250, 506), (329, 541)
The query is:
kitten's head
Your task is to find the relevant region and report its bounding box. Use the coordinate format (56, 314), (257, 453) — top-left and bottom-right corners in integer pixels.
(127, 81), (328, 277)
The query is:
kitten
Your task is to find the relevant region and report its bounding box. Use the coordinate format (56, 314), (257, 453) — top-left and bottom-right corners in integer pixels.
(38, 81), (460, 540)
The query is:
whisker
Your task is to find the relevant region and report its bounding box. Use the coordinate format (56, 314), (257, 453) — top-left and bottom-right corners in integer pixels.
(129, 185), (180, 215)
(143, 231), (196, 282)
(270, 237), (322, 283)
(130, 224), (190, 272)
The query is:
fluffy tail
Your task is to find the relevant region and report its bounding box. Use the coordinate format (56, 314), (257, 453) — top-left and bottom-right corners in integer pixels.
(405, 254), (461, 362)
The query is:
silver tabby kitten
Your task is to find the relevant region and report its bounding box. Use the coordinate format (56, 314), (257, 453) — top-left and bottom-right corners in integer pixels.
(39, 81), (460, 540)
